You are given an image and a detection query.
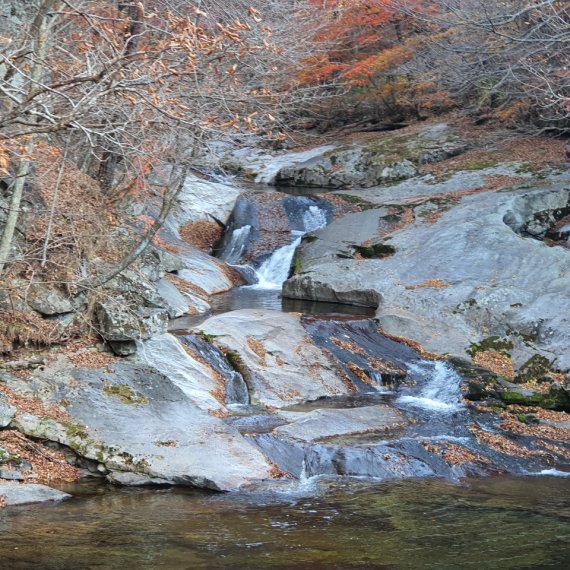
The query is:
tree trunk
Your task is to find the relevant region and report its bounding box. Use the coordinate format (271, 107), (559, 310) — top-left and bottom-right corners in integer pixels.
(85, 163), (189, 289)
(0, 0), (54, 276)
(0, 145), (32, 275)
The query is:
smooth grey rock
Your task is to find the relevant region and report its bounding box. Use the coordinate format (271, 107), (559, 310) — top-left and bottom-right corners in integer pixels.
(25, 284), (76, 316)
(225, 145), (336, 185)
(175, 173), (241, 226)
(139, 333), (225, 411)
(0, 483), (70, 506)
(107, 471), (167, 486)
(199, 310), (353, 407)
(275, 405), (405, 443)
(284, 275), (381, 308)
(7, 356), (272, 491)
(284, 177), (570, 368)
(0, 396), (16, 427)
(156, 278), (189, 318)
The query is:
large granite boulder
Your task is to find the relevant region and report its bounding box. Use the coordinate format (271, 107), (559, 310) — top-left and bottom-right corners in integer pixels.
(5, 348), (273, 491)
(284, 169), (570, 370)
(198, 309), (352, 407)
(272, 124), (466, 189)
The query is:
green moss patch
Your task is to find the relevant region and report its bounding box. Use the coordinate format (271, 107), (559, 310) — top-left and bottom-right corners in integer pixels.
(103, 383), (149, 405)
(467, 336), (514, 358)
(514, 354), (556, 384)
(353, 243), (396, 259)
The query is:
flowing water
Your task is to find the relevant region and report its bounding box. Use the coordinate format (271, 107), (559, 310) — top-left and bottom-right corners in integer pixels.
(4, 186), (569, 567)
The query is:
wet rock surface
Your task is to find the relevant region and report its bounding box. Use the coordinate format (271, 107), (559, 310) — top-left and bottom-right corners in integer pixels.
(2, 311), (569, 491)
(285, 171), (570, 372)
(198, 310), (351, 407)
(0, 483), (70, 506)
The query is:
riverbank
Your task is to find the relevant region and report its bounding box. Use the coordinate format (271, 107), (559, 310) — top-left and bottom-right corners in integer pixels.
(1, 116), (570, 505)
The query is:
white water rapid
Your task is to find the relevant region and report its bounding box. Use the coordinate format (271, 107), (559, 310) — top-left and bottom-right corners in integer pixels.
(249, 203), (328, 290)
(252, 232), (304, 290)
(397, 360), (463, 413)
(219, 225), (251, 264)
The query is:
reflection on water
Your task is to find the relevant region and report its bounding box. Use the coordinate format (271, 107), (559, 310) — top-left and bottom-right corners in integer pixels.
(169, 290), (376, 332)
(0, 476), (568, 569)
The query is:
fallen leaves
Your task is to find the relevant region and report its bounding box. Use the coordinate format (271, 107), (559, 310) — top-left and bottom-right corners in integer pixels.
(0, 430), (79, 484)
(473, 350), (514, 379)
(405, 279), (449, 290)
(179, 220), (222, 252)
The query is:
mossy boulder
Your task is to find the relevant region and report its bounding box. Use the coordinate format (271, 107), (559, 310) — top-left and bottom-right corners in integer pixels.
(273, 124), (466, 189)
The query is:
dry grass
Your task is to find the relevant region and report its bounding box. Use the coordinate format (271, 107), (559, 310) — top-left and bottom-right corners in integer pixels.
(0, 311), (61, 354)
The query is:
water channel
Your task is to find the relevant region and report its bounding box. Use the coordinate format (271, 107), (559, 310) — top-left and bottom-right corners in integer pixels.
(2, 185), (569, 568)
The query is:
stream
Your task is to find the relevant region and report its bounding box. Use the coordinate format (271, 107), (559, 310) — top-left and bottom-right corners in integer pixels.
(2, 186), (570, 568)
(1, 476), (569, 569)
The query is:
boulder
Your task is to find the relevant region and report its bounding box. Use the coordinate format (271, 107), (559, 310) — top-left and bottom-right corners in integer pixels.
(0, 483), (70, 506)
(0, 395), (16, 427)
(25, 284), (78, 316)
(272, 124), (466, 189)
(198, 309), (352, 407)
(174, 173), (241, 226)
(95, 299), (168, 343)
(6, 357), (272, 491)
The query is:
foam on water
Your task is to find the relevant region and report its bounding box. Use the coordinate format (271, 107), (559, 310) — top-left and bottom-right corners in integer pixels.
(249, 202), (328, 290)
(397, 360), (463, 413)
(302, 205), (327, 233)
(249, 234), (303, 290)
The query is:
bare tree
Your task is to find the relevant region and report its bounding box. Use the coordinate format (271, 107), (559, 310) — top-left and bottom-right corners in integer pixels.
(0, 0), (309, 278)
(393, 0), (570, 130)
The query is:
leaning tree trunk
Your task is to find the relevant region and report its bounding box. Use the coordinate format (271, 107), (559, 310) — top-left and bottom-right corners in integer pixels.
(0, 0), (54, 276)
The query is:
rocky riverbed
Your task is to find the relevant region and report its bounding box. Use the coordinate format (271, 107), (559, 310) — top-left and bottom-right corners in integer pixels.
(1, 119), (569, 505)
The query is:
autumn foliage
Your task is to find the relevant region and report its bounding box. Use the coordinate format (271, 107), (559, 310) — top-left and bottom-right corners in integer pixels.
(296, 0), (449, 122)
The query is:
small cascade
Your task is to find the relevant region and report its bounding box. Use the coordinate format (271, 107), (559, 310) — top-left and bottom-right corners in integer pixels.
(219, 225), (252, 264)
(181, 335), (249, 405)
(249, 202), (328, 290)
(249, 232), (303, 290)
(397, 360), (463, 413)
(302, 205), (328, 233)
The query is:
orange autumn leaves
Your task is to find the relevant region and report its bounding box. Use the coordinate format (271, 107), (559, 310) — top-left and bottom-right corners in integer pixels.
(296, 0), (448, 115)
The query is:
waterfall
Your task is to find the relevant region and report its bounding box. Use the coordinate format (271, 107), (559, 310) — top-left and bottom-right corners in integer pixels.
(246, 202), (328, 291)
(397, 360), (463, 413)
(250, 233), (303, 290)
(302, 205), (327, 233)
(219, 225), (251, 264)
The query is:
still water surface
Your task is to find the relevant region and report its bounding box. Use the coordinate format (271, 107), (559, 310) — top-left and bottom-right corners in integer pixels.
(1, 476), (568, 569)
